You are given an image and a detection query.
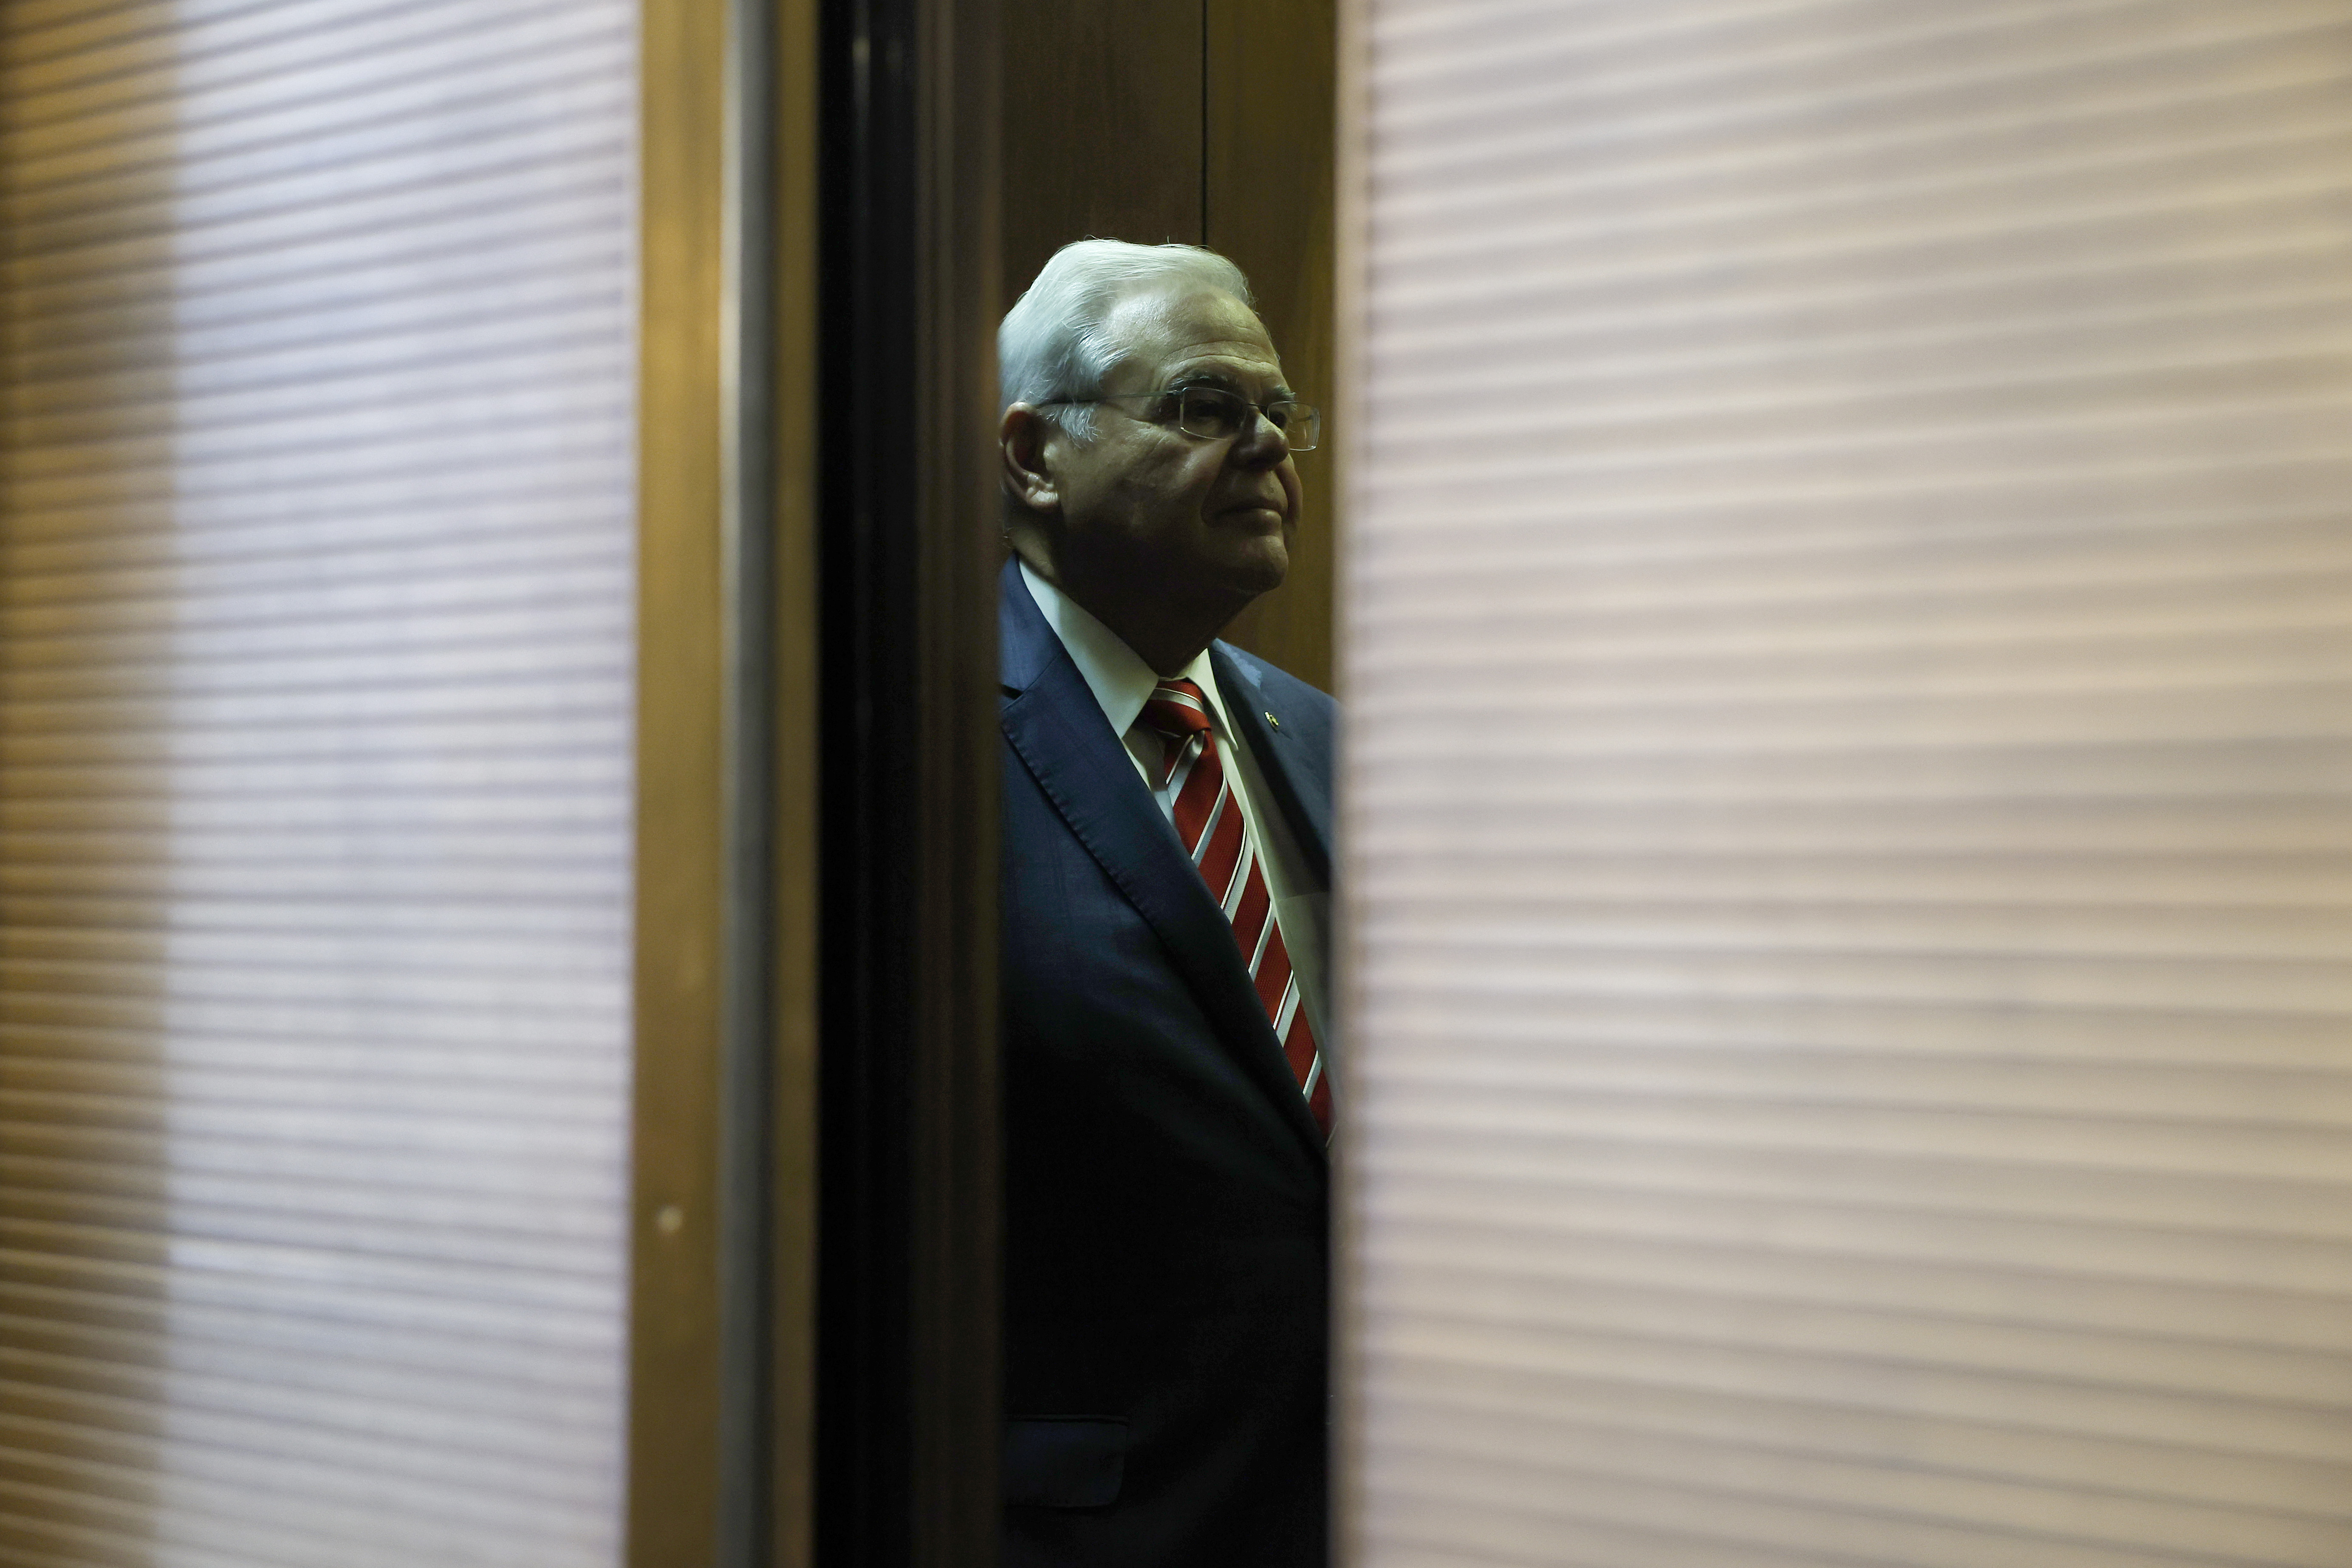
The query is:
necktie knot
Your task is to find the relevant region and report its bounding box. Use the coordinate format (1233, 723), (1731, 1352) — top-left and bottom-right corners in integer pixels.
(1139, 679), (1215, 743)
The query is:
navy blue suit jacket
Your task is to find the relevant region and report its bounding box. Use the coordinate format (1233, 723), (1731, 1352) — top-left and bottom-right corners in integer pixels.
(998, 558), (1333, 1567)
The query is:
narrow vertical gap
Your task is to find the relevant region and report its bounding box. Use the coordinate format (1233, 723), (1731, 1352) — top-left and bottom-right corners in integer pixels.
(812, 0), (1000, 1559)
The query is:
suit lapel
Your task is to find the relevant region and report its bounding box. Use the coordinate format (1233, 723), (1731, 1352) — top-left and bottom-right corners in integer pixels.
(1211, 644), (1332, 889)
(1000, 562), (1327, 1162)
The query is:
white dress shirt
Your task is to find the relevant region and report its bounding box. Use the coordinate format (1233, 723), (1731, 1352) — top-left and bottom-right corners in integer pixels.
(1020, 560), (1329, 1048)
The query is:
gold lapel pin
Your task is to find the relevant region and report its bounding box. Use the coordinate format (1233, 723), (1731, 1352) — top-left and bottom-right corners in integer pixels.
(1264, 712), (1281, 730)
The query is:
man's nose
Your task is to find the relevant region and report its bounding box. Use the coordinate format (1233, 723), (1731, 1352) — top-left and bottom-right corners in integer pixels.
(1231, 407), (1292, 466)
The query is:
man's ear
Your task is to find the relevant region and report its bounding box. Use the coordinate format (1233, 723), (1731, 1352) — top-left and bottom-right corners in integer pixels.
(1000, 404), (1060, 514)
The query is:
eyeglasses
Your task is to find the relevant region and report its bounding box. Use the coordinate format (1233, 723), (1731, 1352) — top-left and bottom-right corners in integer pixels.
(1040, 385), (1321, 452)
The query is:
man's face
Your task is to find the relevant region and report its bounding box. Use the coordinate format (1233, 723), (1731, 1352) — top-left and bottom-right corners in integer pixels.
(1036, 284), (1303, 613)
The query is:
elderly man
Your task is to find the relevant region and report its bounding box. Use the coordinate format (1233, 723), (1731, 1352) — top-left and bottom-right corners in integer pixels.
(995, 240), (1334, 1566)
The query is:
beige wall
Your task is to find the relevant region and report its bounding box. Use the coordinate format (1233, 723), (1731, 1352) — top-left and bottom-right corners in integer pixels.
(1342, 3), (2352, 1563)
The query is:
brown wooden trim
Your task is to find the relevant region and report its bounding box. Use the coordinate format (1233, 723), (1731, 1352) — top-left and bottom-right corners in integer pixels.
(629, 0), (728, 1557)
(629, 0), (822, 1559)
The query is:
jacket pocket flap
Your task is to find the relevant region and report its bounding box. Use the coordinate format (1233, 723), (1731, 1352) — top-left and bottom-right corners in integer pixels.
(1003, 1415), (1128, 1509)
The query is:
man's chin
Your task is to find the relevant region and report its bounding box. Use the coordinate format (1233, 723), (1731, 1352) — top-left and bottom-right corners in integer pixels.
(1216, 539), (1290, 599)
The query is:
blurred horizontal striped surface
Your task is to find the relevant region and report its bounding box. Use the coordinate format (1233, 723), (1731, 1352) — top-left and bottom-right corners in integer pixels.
(1, 2), (635, 1563)
(1345, 3), (2352, 1565)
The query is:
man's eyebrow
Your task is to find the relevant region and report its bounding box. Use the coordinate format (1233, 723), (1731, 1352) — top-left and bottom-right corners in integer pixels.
(1168, 367), (1295, 399)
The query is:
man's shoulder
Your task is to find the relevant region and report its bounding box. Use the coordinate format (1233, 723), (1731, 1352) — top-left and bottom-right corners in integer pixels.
(1211, 641), (1335, 717)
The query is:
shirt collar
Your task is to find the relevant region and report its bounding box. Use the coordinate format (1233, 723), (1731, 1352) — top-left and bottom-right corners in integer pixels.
(1018, 559), (1221, 736)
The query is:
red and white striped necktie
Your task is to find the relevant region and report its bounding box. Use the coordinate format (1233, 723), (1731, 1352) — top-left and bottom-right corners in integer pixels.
(1138, 679), (1332, 1141)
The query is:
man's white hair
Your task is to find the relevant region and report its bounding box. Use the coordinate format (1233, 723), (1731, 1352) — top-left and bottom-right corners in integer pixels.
(999, 239), (1255, 438)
